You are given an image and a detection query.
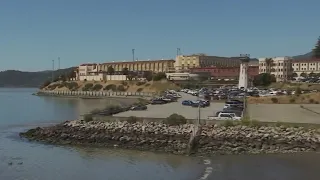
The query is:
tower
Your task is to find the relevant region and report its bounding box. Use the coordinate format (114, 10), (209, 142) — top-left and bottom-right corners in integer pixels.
(238, 54), (250, 89)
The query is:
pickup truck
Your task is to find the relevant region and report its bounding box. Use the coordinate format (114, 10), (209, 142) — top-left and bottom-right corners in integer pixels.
(207, 112), (241, 121)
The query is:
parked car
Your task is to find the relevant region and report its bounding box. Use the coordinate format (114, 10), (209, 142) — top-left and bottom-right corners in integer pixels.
(151, 99), (166, 105)
(207, 112), (241, 121)
(182, 100), (194, 106)
(130, 105), (147, 111)
(216, 110), (242, 117)
(191, 101), (206, 108)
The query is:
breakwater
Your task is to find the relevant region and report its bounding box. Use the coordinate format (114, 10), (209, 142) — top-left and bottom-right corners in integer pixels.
(20, 120), (320, 156)
(36, 90), (156, 98)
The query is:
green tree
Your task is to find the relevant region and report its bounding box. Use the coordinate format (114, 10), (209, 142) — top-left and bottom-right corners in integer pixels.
(312, 36), (320, 58)
(309, 72), (315, 77)
(253, 73), (276, 86)
(143, 71), (153, 81)
(107, 66), (115, 80)
(153, 72), (167, 81)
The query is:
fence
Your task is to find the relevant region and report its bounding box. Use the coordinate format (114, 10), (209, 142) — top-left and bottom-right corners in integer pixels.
(36, 90), (156, 97)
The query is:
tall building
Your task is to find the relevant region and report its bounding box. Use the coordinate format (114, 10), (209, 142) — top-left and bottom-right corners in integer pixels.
(292, 58), (320, 76)
(174, 54), (242, 71)
(99, 59), (175, 73)
(258, 57), (293, 82)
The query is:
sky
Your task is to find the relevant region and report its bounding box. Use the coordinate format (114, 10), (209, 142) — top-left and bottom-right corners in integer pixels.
(0, 0), (319, 71)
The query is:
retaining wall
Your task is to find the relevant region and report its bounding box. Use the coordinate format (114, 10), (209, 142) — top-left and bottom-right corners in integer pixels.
(36, 90), (156, 98)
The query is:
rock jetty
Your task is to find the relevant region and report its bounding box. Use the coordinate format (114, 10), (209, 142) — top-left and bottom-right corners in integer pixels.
(20, 120), (320, 156)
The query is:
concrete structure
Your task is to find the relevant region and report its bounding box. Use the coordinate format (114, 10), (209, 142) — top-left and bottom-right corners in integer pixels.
(238, 55), (250, 89)
(99, 59), (175, 73)
(174, 54), (242, 71)
(292, 58), (320, 77)
(190, 66), (258, 80)
(165, 72), (200, 81)
(258, 57), (293, 82)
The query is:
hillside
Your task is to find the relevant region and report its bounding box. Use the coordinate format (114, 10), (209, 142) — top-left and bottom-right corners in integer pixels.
(0, 67), (76, 88)
(292, 52), (313, 60)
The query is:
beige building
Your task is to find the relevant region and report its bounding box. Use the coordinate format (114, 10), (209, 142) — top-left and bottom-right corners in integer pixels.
(258, 57), (293, 82)
(174, 54), (241, 71)
(292, 59), (320, 76)
(99, 59), (175, 73)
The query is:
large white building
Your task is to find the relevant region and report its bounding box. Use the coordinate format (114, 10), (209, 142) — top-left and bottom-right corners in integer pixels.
(258, 57), (293, 82)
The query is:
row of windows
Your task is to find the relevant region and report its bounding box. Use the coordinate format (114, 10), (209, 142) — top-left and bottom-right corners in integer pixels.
(295, 67), (319, 71)
(293, 63), (319, 66)
(260, 62), (288, 66)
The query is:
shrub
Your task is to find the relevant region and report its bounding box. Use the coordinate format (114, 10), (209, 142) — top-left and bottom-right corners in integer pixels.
(137, 88), (143, 92)
(90, 109), (101, 114)
(309, 98), (315, 104)
(315, 101), (319, 104)
(92, 84), (103, 91)
(250, 120), (262, 127)
(153, 72), (166, 81)
(223, 120), (235, 127)
(271, 97), (278, 103)
(164, 113), (187, 126)
(117, 85), (126, 91)
(83, 114), (93, 122)
(240, 118), (250, 126)
(82, 83), (93, 91)
(121, 81), (128, 86)
(65, 82), (78, 90)
(126, 116), (139, 124)
(295, 87), (301, 96)
(289, 98), (296, 103)
(136, 81), (146, 86)
(145, 83), (150, 87)
(104, 84), (117, 91)
(47, 84), (60, 90)
(40, 80), (51, 89)
(58, 84), (64, 88)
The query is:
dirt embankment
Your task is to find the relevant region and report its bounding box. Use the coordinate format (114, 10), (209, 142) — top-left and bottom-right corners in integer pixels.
(248, 93), (320, 104)
(41, 80), (181, 93)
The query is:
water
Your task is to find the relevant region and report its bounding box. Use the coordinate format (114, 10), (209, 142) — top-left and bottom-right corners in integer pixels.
(0, 88), (319, 180)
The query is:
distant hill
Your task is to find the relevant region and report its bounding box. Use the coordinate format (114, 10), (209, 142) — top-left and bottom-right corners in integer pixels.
(0, 67), (76, 87)
(292, 52), (313, 60)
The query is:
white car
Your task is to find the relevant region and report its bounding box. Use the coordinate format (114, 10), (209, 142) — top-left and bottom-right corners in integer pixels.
(207, 112), (241, 121)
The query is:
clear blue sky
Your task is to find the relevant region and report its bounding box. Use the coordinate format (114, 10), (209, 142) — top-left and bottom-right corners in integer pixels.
(0, 0), (319, 71)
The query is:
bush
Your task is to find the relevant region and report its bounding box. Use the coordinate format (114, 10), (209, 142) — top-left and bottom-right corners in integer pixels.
(295, 87), (302, 96)
(136, 88), (143, 92)
(104, 84), (117, 91)
(65, 82), (78, 90)
(117, 85), (126, 91)
(164, 113), (187, 126)
(40, 80), (51, 89)
(309, 98), (315, 103)
(58, 84), (64, 88)
(223, 120), (235, 127)
(92, 84), (103, 91)
(145, 83), (150, 87)
(271, 97), (278, 103)
(82, 83), (93, 91)
(289, 98), (296, 103)
(90, 109), (101, 114)
(315, 101), (319, 104)
(126, 116), (139, 124)
(83, 114), (93, 122)
(136, 81), (146, 86)
(47, 84), (60, 90)
(153, 72), (166, 81)
(121, 81), (128, 86)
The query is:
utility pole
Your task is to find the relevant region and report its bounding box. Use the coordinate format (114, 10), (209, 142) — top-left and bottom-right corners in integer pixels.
(52, 59), (55, 82)
(58, 57), (60, 70)
(132, 49), (135, 62)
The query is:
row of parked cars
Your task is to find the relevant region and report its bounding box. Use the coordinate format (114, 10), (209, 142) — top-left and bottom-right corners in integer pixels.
(208, 99), (244, 121)
(181, 99), (210, 108)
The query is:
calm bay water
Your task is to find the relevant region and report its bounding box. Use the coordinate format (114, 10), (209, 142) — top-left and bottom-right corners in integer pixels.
(0, 88), (319, 180)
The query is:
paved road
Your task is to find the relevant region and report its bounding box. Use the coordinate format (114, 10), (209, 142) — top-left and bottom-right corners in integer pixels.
(114, 93), (224, 119)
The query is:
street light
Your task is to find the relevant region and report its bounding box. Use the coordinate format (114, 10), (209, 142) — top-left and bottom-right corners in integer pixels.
(132, 49), (135, 62)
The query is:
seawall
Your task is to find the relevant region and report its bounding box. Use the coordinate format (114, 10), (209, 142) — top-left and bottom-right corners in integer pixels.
(20, 120), (320, 156)
(35, 90), (156, 98)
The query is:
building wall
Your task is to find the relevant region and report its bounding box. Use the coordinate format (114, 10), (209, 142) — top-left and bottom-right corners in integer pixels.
(189, 66), (258, 79)
(174, 55), (242, 71)
(79, 74), (105, 81)
(99, 59), (175, 73)
(165, 72), (199, 81)
(78, 63), (99, 76)
(258, 57), (293, 81)
(292, 59), (320, 76)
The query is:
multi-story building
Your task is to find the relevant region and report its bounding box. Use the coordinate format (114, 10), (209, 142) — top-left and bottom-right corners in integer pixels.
(258, 57), (293, 81)
(174, 54), (242, 71)
(99, 59), (175, 73)
(190, 66), (259, 79)
(292, 58), (320, 76)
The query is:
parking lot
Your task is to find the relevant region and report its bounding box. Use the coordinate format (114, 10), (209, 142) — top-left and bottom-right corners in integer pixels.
(113, 93), (224, 120)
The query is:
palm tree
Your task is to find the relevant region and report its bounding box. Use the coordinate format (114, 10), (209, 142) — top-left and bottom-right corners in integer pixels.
(265, 58), (273, 73)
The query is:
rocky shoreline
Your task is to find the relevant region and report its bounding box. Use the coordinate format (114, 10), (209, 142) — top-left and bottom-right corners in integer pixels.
(20, 120), (320, 156)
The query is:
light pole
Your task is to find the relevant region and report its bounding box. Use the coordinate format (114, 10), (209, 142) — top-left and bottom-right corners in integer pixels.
(239, 54), (250, 119)
(176, 48), (181, 56)
(132, 49), (135, 62)
(52, 60), (55, 82)
(58, 57), (60, 70)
